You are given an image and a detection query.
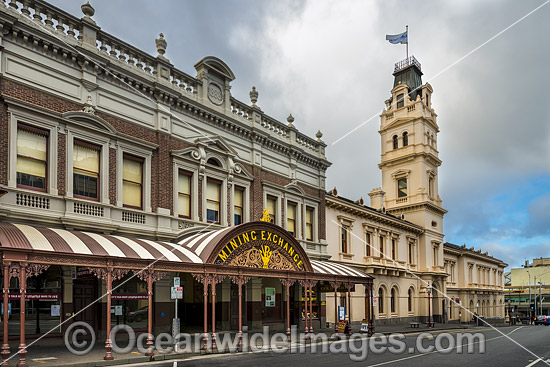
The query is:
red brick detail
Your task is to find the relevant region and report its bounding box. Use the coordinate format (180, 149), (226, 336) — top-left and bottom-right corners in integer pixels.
(109, 148), (117, 205)
(0, 99), (8, 185)
(58, 133), (66, 195)
(1, 79), (80, 113)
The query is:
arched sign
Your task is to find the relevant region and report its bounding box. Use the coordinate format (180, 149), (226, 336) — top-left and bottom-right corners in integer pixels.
(205, 222), (312, 272)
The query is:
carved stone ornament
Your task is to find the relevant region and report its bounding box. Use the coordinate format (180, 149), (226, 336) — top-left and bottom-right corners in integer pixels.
(155, 33), (167, 56)
(25, 264), (50, 279)
(207, 82), (224, 105)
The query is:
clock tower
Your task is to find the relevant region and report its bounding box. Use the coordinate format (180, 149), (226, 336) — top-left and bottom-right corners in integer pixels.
(372, 56), (447, 274)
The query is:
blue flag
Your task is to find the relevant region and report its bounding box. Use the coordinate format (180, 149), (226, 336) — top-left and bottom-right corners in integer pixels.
(386, 31), (408, 45)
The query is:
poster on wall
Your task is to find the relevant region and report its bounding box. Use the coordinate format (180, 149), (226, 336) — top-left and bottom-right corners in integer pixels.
(51, 305), (60, 317)
(265, 287), (276, 307)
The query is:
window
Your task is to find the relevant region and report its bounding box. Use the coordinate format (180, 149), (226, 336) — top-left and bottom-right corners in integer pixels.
(206, 179), (221, 223)
(392, 135), (398, 149)
(433, 246), (438, 266)
(341, 226), (348, 253)
(234, 187), (244, 225)
(178, 170), (192, 218)
(408, 242), (414, 264)
(365, 232), (371, 256)
(206, 158), (221, 167)
(122, 154), (143, 209)
(266, 196), (277, 224)
(398, 178), (407, 198)
(378, 288), (384, 314)
(305, 207), (314, 241)
(287, 202), (296, 236)
(402, 131), (408, 146)
(16, 125), (48, 191)
(428, 176), (434, 198)
(391, 239), (396, 260)
(397, 93), (404, 108)
(379, 235), (384, 257)
(391, 288), (397, 313)
(408, 288), (413, 312)
(73, 141), (100, 200)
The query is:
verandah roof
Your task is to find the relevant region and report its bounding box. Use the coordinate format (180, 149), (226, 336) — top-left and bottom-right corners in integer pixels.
(0, 222), (372, 281)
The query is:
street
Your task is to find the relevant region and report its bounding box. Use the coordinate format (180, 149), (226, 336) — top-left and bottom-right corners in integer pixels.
(155, 326), (550, 367)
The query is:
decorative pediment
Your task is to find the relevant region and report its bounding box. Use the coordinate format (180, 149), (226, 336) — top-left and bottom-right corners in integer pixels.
(195, 135), (238, 157)
(62, 111), (116, 134)
(194, 56), (235, 81)
(391, 169), (411, 179)
(284, 182), (306, 196)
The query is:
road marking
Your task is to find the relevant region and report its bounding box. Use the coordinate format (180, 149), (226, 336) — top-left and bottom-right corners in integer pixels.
(525, 358), (542, 367)
(32, 357), (57, 361)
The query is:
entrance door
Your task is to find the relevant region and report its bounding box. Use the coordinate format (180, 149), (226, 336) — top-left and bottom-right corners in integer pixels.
(73, 279), (98, 330)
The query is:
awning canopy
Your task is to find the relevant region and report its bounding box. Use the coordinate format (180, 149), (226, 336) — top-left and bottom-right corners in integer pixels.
(0, 221), (372, 282)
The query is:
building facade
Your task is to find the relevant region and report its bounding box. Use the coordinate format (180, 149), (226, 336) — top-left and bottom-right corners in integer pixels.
(0, 2), (375, 365)
(506, 258), (550, 319)
(324, 57), (507, 326)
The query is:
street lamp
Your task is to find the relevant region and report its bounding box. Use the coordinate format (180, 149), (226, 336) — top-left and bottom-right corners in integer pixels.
(526, 270), (532, 324)
(507, 299), (511, 325)
(426, 282), (433, 328)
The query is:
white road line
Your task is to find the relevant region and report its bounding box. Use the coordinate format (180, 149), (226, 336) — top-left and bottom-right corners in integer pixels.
(525, 358), (543, 367)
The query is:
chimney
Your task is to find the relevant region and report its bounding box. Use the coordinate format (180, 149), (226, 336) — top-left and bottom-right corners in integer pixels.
(369, 188), (385, 210)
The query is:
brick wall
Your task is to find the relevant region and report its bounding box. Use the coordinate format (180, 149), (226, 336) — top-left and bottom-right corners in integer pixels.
(0, 79), (327, 239)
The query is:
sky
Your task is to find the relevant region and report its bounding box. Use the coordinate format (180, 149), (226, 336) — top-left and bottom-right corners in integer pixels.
(48, 0), (550, 270)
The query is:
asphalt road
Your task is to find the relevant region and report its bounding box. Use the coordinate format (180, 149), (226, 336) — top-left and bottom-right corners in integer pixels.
(140, 325), (550, 367)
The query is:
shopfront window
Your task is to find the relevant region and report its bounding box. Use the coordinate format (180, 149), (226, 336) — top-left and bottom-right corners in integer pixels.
(111, 273), (148, 330)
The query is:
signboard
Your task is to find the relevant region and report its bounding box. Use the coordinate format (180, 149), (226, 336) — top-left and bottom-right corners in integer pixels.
(171, 287), (183, 300)
(337, 320), (347, 333)
(71, 266), (77, 279)
(360, 319), (369, 333)
(338, 306), (346, 320)
(372, 296), (378, 307)
(174, 277), (180, 287)
(8, 293), (60, 300)
(213, 227), (305, 271)
(265, 287), (276, 307)
(318, 284), (356, 293)
(111, 294), (148, 300)
(51, 305), (60, 317)
(114, 305), (123, 316)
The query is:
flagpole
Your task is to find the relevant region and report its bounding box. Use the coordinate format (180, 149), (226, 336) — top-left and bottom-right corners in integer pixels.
(406, 25), (409, 59)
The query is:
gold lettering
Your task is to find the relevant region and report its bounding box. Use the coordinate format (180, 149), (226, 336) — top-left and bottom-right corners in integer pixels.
(278, 237), (284, 247)
(283, 242), (289, 251)
(294, 254), (299, 262)
(261, 231), (266, 240)
(273, 234), (278, 244)
(242, 232), (250, 243)
(297, 260), (303, 269)
(230, 239), (238, 250)
(238, 236), (242, 245)
(266, 232), (272, 241)
(288, 247), (294, 257)
(219, 249), (229, 262)
(251, 231), (257, 241)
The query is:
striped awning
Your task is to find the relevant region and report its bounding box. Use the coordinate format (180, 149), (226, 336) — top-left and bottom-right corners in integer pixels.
(0, 222), (202, 264)
(0, 222), (372, 280)
(310, 260), (371, 278)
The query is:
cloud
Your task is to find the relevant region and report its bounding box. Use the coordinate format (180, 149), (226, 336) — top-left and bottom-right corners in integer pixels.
(524, 193), (550, 238)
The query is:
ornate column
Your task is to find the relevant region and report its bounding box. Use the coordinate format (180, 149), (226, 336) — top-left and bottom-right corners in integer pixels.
(368, 283), (375, 335)
(281, 279), (295, 342)
(347, 283), (352, 335)
(90, 267), (128, 361)
(16, 263), (49, 367)
(1, 262), (10, 367)
(299, 281), (308, 337)
(192, 274), (210, 351)
(309, 281), (314, 333)
(136, 269), (166, 357)
(330, 282), (340, 332)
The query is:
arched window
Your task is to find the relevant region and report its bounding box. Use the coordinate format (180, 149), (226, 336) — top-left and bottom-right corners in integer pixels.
(402, 131), (408, 146)
(391, 288), (397, 313)
(378, 288), (384, 314)
(408, 288), (413, 312)
(392, 135), (398, 149)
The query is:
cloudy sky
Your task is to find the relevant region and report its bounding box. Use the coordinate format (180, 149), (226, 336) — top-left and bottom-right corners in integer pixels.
(50, 0), (549, 270)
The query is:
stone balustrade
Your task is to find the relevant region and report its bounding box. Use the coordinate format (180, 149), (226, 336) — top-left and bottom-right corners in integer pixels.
(0, 0), (327, 156)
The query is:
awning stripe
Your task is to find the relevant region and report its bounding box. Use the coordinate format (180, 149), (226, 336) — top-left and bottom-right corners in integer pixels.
(310, 260), (369, 278)
(194, 227), (233, 256)
(160, 242), (202, 264)
(0, 223), (32, 250)
(110, 235), (154, 260)
(100, 234), (141, 259)
(311, 263), (336, 275)
(70, 231), (109, 256)
(149, 240), (194, 263)
(84, 232), (126, 258)
(312, 260), (348, 276)
(138, 239), (181, 262)
(13, 224), (55, 252)
(128, 238), (166, 260)
(34, 227), (75, 253)
(327, 261), (366, 277)
(47, 228), (93, 255)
